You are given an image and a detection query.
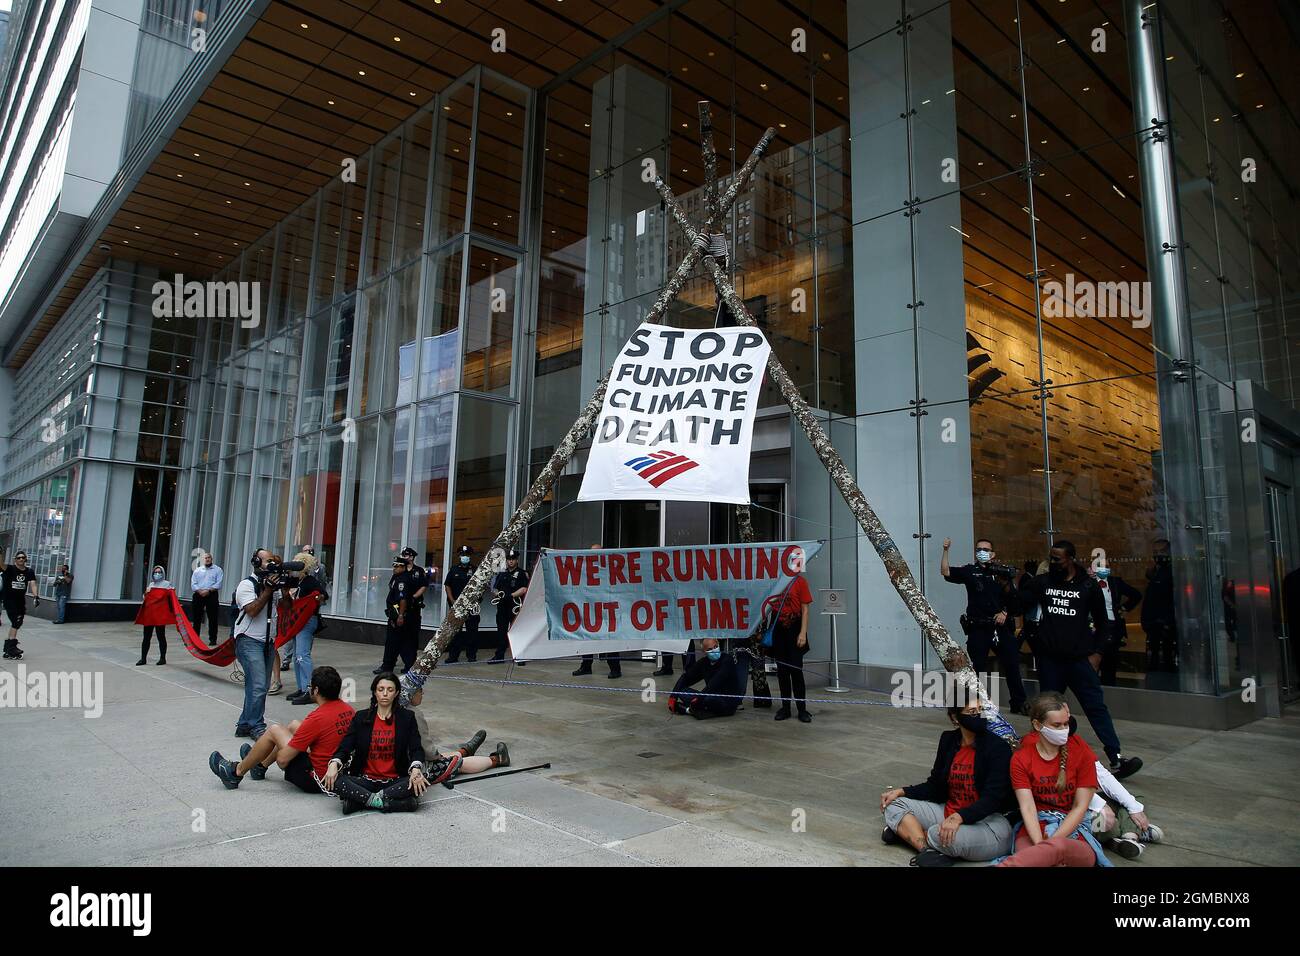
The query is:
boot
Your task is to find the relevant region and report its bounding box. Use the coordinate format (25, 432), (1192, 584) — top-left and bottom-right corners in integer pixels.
(332, 775), (377, 811)
(492, 742), (510, 768)
(457, 730), (487, 756)
(382, 796), (419, 813)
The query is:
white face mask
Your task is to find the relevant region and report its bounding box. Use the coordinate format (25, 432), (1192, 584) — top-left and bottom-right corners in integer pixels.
(1037, 724), (1069, 747)
(975, 549), (992, 563)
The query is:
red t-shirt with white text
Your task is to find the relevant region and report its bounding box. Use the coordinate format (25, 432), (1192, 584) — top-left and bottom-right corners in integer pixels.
(288, 699), (356, 777)
(1010, 731), (1099, 813)
(944, 744), (979, 818)
(362, 714), (398, 780)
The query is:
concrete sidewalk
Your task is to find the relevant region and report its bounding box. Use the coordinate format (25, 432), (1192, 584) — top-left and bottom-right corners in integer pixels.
(1, 618), (1296, 866)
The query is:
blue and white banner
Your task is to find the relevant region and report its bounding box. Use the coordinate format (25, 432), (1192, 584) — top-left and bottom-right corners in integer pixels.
(577, 323), (771, 504)
(505, 541), (823, 660)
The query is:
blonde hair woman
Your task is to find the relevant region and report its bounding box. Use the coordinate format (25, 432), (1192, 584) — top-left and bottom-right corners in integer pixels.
(286, 550), (329, 704)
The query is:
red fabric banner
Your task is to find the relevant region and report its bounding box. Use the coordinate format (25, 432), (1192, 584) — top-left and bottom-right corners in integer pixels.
(134, 587), (175, 626)
(162, 588), (318, 668)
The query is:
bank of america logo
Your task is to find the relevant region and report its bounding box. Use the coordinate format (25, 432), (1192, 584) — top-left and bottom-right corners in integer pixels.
(624, 451), (700, 487)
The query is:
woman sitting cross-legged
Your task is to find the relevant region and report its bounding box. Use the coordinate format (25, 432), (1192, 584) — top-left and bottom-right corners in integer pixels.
(995, 691), (1111, 867)
(322, 672), (460, 814)
(880, 697), (1015, 866)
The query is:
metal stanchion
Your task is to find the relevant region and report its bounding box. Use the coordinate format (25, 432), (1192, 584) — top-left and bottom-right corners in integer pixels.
(820, 588), (851, 694)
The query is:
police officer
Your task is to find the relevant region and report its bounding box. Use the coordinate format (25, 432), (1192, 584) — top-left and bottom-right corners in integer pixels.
(489, 549), (529, 663)
(941, 536), (1026, 715)
(375, 547), (426, 675)
(443, 544), (481, 663)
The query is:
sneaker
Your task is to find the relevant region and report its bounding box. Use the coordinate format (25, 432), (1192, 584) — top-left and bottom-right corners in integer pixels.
(268, 680), (283, 696)
(774, 707), (791, 721)
(1139, 824), (1164, 844)
(291, 692), (312, 705)
(881, 827), (901, 846)
(340, 798), (364, 815)
(239, 743), (266, 780)
(910, 848), (956, 867)
(372, 664), (387, 675)
(493, 742), (510, 768)
(426, 753), (463, 785)
(208, 751), (241, 789)
(1111, 837), (1144, 860)
(1109, 756), (1143, 780)
(457, 730), (487, 756)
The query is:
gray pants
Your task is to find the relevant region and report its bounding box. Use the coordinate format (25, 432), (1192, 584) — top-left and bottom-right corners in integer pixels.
(883, 796), (1013, 861)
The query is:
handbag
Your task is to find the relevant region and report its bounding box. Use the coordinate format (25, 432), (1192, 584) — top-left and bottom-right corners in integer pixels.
(761, 582), (795, 648)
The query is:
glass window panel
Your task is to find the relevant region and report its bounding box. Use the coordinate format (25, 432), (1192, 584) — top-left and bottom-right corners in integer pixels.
(339, 155), (369, 296)
(431, 78), (476, 246)
(357, 279), (391, 417)
(471, 75), (527, 244)
(410, 396), (455, 604)
(451, 397), (512, 555)
(462, 248), (516, 395)
(278, 206), (315, 323)
(315, 180), (344, 307)
(364, 132), (402, 280)
(420, 245), (462, 399)
(325, 297), (356, 424)
(299, 308), (331, 434)
(395, 109), (434, 265)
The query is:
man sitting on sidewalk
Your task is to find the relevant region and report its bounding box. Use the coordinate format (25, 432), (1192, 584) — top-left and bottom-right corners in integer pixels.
(666, 638), (746, 719)
(209, 665), (353, 793)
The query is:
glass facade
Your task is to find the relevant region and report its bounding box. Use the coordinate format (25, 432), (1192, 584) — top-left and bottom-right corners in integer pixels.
(173, 67), (531, 621)
(8, 1), (1297, 717)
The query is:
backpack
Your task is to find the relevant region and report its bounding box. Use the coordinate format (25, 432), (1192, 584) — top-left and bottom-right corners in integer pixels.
(229, 575), (260, 635)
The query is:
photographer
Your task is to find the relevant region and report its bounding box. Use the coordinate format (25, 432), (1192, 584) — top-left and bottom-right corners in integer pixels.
(233, 549), (293, 740)
(941, 537), (1026, 715)
(375, 547), (425, 675)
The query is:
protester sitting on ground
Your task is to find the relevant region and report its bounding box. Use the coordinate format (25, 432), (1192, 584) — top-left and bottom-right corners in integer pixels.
(1071, 716), (1165, 860)
(208, 666), (355, 793)
(880, 697), (1015, 866)
(137, 565), (172, 666)
(406, 687), (510, 773)
(996, 691), (1110, 867)
(322, 672), (459, 813)
(665, 638), (746, 718)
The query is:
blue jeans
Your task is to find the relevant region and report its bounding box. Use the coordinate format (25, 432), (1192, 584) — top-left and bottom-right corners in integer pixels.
(235, 635), (275, 736)
(55, 595), (68, 623)
(292, 616), (319, 691)
(1036, 655), (1122, 763)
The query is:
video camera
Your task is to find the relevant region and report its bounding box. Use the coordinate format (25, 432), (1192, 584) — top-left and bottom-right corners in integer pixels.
(256, 559), (305, 585)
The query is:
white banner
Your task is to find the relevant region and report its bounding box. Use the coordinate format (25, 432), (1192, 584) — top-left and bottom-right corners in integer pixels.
(577, 323), (771, 504)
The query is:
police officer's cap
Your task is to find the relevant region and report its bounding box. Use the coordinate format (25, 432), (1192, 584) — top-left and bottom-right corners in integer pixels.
(457, 544), (473, 556)
(400, 546), (417, 559)
(506, 549), (520, 560)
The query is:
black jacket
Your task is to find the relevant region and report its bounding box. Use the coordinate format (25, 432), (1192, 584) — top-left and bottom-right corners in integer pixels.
(670, 655), (744, 714)
(1018, 571), (1110, 659)
(330, 705), (425, 777)
(903, 729), (1014, 825)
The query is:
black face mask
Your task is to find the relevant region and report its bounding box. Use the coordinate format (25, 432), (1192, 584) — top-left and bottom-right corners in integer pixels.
(956, 714), (985, 734)
(1049, 560), (1068, 580)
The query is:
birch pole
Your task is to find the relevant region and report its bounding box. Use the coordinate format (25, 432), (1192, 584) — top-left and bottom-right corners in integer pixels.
(653, 178), (1013, 733)
(398, 123), (777, 700)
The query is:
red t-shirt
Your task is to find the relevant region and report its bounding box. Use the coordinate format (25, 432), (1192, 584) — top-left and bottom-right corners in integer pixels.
(288, 699), (356, 777)
(944, 744), (979, 818)
(769, 576), (813, 625)
(1010, 731), (1099, 813)
(362, 714), (398, 780)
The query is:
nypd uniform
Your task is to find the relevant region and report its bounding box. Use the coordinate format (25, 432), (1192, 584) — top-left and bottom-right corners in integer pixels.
(380, 550), (426, 673)
(444, 545), (480, 662)
(490, 550), (529, 661)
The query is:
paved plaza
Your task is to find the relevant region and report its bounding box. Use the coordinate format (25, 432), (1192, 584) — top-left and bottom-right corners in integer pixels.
(1, 618), (1296, 867)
